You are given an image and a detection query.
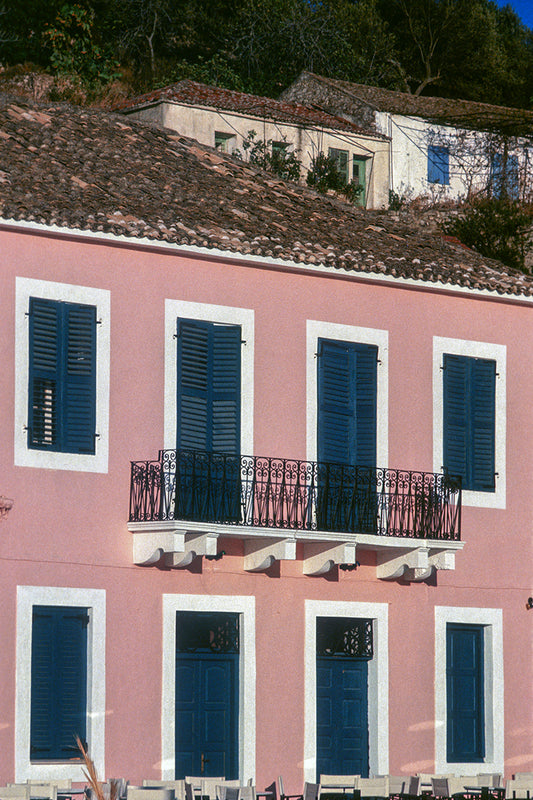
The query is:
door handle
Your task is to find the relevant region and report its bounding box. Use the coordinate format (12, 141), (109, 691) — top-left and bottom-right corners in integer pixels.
(201, 752), (209, 774)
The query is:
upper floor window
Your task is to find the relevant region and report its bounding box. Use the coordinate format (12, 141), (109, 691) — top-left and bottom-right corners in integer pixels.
(443, 353), (495, 493)
(428, 145), (450, 185)
(15, 277), (110, 473)
(28, 298), (96, 455)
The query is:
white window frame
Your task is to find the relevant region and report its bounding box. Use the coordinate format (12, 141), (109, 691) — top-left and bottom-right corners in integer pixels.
(435, 606), (504, 775)
(15, 586), (106, 782)
(162, 594), (256, 782)
(306, 321), (389, 467)
(304, 600), (389, 781)
(164, 299), (254, 454)
(433, 336), (506, 508)
(14, 277), (110, 473)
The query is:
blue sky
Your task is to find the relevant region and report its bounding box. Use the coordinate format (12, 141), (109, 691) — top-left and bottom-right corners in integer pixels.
(493, 0), (533, 30)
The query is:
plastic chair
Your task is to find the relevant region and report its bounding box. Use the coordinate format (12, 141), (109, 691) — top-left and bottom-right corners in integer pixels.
(127, 789), (175, 800)
(358, 778), (389, 799)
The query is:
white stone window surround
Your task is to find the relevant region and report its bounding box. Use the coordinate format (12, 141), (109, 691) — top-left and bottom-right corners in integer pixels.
(433, 336), (506, 509)
(14, 277), (110, 473)
(162, 594), (256, 782)
(304, 600), (389, 781)
(164, 299), (254, 454)
(434, 606), (504, 775)
(15, 586), (106, 782)
(306, 320), (389, 467)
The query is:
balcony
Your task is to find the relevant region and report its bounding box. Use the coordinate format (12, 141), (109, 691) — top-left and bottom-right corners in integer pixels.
(128, 449), (463, 580)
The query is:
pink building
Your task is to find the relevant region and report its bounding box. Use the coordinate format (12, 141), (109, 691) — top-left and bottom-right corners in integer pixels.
(0, 95), (531, 792)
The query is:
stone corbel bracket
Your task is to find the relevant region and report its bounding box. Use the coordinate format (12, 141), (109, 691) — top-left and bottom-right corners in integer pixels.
(303, 542), (357, 575)
(131, 525), (219, 567)
(376, 546), (457, 582)
(244, 537), (296, 571)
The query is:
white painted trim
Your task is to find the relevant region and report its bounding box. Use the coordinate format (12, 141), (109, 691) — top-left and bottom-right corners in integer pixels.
(306, 320), (389, 466)
(304, 600), (389, 781)
(15, 586), (106, 782)
(14, 277), (110, 472)
(433, 336), (506, 508)
(3, 220), (533, 306)
(162, 594), (256, 782)
(164, 299), (254, 454)
(434, 606), (504, 774)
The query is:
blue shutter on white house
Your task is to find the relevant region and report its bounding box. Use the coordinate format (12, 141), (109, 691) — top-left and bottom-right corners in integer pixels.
(443, 354), (496, 491)
(28, 298), (97, 454)
(30, 606), (88, 761)
(176, 319), (241, 454)
(428, 145), (450, 185)
(317, 339), (377, 467)
(446, 624), (485, 763)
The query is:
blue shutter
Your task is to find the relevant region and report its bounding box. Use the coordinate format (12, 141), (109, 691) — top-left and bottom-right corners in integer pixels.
(443, 354), (495, 491)
(446, 624), (485, 763)
(318, 339), (377, 467)
(31, 606), (88, 761)
(428, 146), (450, 185)
(28, 298), (96, 454)
(177, 319), (241, 454)
(64, 303), (97, 454)
(491, 152), (519, 199)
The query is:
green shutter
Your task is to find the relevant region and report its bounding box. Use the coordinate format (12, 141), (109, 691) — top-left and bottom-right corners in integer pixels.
(31, 606), (88, 761)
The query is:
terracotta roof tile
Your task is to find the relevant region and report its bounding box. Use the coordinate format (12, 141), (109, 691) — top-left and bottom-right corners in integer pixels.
(115, 79), (385, 137)
(1, 93), (533, 298)
(299, 72), (533, 134)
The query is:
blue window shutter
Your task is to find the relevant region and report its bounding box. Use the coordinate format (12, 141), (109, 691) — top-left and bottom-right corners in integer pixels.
(443, 354), (495, 491)
(28, 298), (96, 454)
(177, 319), (241, 454)
(446, 624), (485, 763)
(64, 303), (97, 454)
(428, 146), (450, 185)
(31, 606), (88, 761)
(318, 339), (377, 467)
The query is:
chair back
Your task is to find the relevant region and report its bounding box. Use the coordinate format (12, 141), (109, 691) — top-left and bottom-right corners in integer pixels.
(358, 778), (389, 799)
(505, 779), (532, 799)
(407, 777), (420, 796)
(201, 783), (226, 800)
(26, 784), (58, 800)
(431, 779), (450, 798)
(303, 785), (319, 800)
(184, 786), (195, 800)
(0, 788), (31, 800)
(386, 778), (406, 796)
(127, 789), (175, 800)
(237, 788), (255, 800)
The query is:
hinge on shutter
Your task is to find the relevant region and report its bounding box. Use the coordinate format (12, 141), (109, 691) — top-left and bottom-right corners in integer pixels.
(74, 612), (90, 627)
(96, 318), (102, 325)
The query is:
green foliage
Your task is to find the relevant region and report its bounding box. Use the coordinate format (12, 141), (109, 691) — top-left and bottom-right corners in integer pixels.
(238, 130), (301, 181)
(41, 4), (119, 86)
(388, 189), (406, 210)
(306, 152), (363, 204)
(444, 198), (533, 273)
(155, 54), (245, 92)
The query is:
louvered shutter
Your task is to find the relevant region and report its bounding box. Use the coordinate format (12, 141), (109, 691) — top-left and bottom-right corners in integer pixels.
(31, 606), (88, 761)
(318, 339), (377, 467)
(446, 624), (485, 763)
(177, 319), (241, 454)
(28, 298), (60, 449)
(443, 354), (495, 491)
(64, 303), (97, 454)
(28, 298), (96, 454)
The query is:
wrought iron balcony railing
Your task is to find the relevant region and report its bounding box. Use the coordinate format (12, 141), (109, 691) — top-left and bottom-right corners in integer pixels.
(129, 449), (461, 541)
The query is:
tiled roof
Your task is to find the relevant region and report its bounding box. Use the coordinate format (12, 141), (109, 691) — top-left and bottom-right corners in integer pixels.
(1, 93), (533, 298)
(115, 79), (384, 137)
(291, 72), (533, 134)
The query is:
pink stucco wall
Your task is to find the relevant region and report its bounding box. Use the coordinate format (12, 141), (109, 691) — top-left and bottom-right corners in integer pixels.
(0, 226), (532, 789)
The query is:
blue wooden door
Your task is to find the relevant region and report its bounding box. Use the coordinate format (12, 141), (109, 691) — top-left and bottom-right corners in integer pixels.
(317, 657), (369, 778)
(175, 652), (239, 779)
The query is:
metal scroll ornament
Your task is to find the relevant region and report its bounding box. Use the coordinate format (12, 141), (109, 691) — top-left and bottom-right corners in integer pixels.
(316, 617), (373, 659)
(176, 611), (239, 653)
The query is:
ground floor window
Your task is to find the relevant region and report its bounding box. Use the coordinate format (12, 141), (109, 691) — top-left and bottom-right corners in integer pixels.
(435, 607), (503, 774)
(15, 586), (106, 782)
